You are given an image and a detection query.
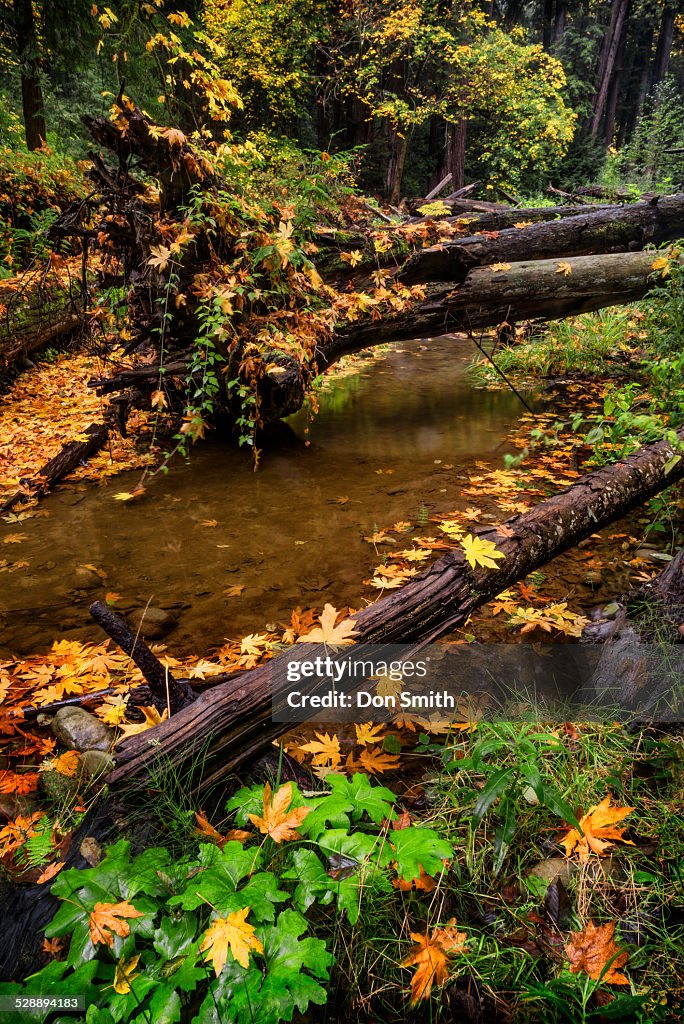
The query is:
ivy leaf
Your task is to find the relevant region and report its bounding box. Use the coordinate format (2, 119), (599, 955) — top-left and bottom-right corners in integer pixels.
(170, 841), (258, 912)
(199, 907), (264, 974)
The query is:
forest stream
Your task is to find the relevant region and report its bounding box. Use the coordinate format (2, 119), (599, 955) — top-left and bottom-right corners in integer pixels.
(0, 338), (527, 657)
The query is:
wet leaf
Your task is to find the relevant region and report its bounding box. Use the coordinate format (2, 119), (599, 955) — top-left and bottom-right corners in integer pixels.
(566, 920), (629, 985)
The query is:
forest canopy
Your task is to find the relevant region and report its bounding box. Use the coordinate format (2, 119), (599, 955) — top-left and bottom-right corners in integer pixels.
(1, 1), (683, 201)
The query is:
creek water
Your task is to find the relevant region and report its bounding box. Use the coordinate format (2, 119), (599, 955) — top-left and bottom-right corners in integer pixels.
(0, 338), (526, 658)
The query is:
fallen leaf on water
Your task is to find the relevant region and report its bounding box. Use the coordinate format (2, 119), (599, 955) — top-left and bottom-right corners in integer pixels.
(296, 731), (341, 769)
(566, 920), (629, 985)
(296, 604), (358, 648)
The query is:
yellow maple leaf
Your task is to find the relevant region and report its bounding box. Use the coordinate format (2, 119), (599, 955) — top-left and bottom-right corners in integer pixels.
(402, 923), (468, 1004)
(116, 706), (168, 742)
(297, 731), (341, 769)
(559, 795), (634, 862)
(40, 750), (80, 777)
(247, 781), (311, 843)
(354, 722), (386, 746)
(113, 953), (141, 994)
(296, 604), (358, 648)
(651, 255), (670, 272)
(95, 694), (129, 726)
(556, 261), (573, 276)
(341, 249), (363, 267)
(460, 534), (506, 570)
(490, 262), (511, 272)
(200, 907), (263, 975)
(89, 901), (144, 947)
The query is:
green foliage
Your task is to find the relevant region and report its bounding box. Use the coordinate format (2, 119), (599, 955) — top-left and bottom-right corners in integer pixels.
(619, 78), (684, 192)
(7, 775), (452, 1024)
(0, 145), (85, 269)
(443, 723), (581, 874)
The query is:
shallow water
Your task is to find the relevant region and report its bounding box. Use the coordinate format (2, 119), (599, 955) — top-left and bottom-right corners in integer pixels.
(0, 338), (526, 657)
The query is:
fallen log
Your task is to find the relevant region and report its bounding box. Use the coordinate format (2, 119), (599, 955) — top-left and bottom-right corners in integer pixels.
(86, 251), (668, 413)
(400, 194), (684, 285)
(325, 250), (667, 361)
(89, 601), (191, 711)
(0, 422), (108, 514)
(0, 266), (84, 368)
(107, 423), (684, 791)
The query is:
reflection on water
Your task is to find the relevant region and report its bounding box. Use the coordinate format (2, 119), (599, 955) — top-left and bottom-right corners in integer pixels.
(0, 338), (528, 657)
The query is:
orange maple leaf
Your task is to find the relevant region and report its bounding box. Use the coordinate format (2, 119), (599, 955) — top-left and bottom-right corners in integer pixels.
(88, 901), (144, 947)
(559, 795), (634, 862)
(36, 860), (64, 885)
(194, 810), (249, 848)
(566, 920), (629, 985)
(393, 865), (436, 892)
(402, 923), (468, 1004)
(247, 781), (311, 843)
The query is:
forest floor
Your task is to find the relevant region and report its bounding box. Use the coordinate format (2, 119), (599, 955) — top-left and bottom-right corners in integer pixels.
(1, 324), (683, 1022)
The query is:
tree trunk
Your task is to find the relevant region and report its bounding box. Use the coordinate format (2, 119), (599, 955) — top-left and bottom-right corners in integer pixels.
(13, 0), (46, 150)
(603, 27), (627, 146)
(399, 194), (684, 285)
(652, 4), (675, 86)
(447, 117), (467, 192)
(386, 127), (408, 205)
(553, 0), (568, 43)
(107, 423), (684, 790)
(327, 250), (671, 358)
(591, 0), (631, 139)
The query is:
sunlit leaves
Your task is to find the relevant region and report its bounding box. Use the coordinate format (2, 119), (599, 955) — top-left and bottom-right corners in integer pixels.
(559, 796), (634, 862)
(88, 901), (144, 947)
(296, 604), (357, 648)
